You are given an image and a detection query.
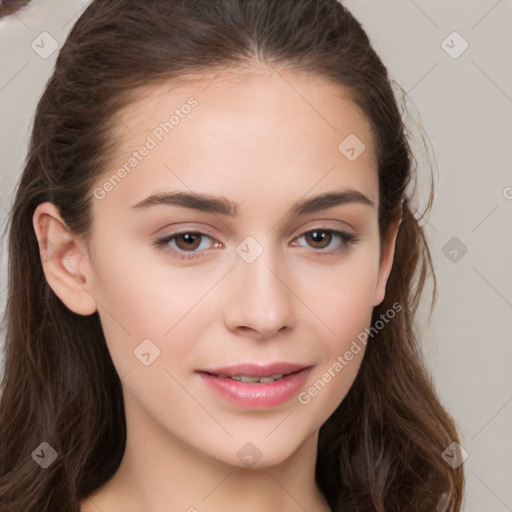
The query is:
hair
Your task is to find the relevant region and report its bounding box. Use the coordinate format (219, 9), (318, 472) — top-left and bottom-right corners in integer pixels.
(0, 0), (464, 510)
(0, 0), (32, 19)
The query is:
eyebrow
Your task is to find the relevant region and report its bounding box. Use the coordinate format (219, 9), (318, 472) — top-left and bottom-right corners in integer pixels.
(130, 189), (375, 216)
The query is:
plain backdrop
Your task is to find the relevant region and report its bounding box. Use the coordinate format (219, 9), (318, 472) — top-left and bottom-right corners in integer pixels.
(1, 1), (511, 510)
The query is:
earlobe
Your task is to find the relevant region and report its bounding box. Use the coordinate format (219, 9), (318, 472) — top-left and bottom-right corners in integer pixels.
(32, 202), (98, 316)
(373, 214), (402, 307)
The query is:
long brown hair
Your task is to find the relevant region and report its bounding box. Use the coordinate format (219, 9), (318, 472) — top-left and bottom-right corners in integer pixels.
(0, 1), (464, 510)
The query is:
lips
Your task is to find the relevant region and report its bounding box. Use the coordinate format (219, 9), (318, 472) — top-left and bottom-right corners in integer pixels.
(196, 362), (313, 408)
(199, 362), (309, 379)
(223, 374), (286, 383)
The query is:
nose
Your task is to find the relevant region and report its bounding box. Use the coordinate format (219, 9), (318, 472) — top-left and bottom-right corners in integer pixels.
(223, 247), (295, 340)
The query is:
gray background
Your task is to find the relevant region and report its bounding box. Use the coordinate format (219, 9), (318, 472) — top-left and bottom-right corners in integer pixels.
(1, 1), (511, 510)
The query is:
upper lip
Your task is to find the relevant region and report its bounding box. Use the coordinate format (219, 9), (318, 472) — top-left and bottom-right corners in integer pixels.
(198, 362), (310, 378)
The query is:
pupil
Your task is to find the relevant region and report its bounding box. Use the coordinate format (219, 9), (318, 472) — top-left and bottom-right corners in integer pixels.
(182, 234), (195, 244)
(309, 230), (330, 248)
(178, 233), (200, 250)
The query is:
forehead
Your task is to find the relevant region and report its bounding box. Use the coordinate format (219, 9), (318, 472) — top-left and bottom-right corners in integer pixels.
(115, 65), (376, 150)
(99, 65), (379, 210)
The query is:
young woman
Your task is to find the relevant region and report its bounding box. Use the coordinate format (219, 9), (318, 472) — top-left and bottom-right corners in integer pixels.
(0, 1), (464, 510)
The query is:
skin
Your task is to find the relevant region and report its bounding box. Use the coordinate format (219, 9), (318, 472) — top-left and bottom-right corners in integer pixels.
(33, 64), (401, 512)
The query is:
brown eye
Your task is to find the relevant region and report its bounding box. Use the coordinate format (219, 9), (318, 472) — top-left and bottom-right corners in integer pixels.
(293, 228), (359, 257)
(174, 233), (202, 251)
(304, 230), (333, 249)
(155, 231), (218, 260)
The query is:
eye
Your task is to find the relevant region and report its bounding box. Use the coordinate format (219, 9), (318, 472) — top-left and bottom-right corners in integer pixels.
(154, 231), (220, 260)
(293, 228), (359, 256)
(154, 228), (360, 261)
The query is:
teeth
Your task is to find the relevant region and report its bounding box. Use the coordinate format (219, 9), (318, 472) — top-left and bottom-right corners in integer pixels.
(223, 373), (285, 383)
(259, 374), (284, 383)
(237, 376), (261, 383)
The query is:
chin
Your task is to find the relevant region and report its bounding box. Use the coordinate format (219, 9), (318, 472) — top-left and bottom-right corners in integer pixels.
(205, 434), (311, 470)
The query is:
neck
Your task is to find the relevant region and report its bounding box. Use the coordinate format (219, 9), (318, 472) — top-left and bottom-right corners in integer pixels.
(81, 389), (332, 512)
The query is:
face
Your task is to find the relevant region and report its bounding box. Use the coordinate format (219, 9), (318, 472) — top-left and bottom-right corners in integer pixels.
(45, 66), (399, 468)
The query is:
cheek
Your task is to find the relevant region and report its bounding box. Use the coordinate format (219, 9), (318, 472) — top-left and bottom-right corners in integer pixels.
(298, 275), (374, 415)
(88, 223), (379, 376)
(316, 279), (372, 384)
(295, 249), (378, 401)
(87, 232), (220, 370)
(297, 248), (380, 339)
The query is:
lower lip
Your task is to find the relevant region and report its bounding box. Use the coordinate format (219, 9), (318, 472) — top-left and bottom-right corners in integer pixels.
(197, 368), (312, 409)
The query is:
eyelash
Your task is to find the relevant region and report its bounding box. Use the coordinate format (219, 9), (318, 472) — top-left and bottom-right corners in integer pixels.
(154, 228), (360, 261)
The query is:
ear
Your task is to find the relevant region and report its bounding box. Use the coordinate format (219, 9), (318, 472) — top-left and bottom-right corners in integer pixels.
(373, 211), (402, 307)
(32, 202), (97, 315)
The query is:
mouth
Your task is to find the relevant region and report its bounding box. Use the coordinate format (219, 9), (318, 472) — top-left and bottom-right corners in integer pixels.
(198, 361), (310, 379)
(196, 362), (313, 409)
(202, 369), (304, 384)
